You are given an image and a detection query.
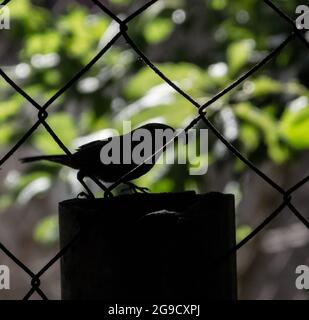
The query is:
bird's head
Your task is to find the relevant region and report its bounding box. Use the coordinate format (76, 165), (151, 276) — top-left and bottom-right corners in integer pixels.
(133, 123), (176, 154)
(135, 123), (176, 142)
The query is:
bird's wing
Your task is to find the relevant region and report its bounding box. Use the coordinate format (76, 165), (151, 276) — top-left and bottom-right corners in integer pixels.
(76, 138), (111, 151)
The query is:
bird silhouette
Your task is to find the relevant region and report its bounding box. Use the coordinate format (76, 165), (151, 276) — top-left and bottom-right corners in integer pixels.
(21, 123), (175, 199)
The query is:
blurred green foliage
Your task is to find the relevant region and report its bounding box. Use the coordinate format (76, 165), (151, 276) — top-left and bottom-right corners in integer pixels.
(0, 0), (308, 244)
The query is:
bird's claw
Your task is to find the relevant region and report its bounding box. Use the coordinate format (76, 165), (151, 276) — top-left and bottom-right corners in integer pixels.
(77, 191), (95, 200)
(104, 190), (114, 198)
(121, 184), (150, 194)
(134, 186), (150, 193)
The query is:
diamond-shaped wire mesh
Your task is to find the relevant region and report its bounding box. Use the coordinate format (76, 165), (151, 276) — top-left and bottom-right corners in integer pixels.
(0, 0), (308, 299)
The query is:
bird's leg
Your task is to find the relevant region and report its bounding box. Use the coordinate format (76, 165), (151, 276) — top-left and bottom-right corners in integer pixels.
(94, 179), (113, 198)
(77, 171), (113, 199)
(122, 182), (150, 194)
(77, 171), (95, 199)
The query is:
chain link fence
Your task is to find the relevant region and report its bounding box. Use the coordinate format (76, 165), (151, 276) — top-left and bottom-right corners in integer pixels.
(0, 0), (308, 299)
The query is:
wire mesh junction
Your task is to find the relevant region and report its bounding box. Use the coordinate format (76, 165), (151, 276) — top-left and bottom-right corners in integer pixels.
(0, 0), (308, 299)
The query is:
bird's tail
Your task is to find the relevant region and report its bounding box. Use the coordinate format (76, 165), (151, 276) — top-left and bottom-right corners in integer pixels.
(20, 155), (74, 167)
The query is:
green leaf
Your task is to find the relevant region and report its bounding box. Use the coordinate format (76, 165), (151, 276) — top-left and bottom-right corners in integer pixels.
(34, 215), (58, 246)
(24, 32), (61, 56)
(144, 18), (174, 44)
(109, 0), (131, 4)
(8, 0), (31, 19)
(280, 100), (309, 149)
(117, 95), (196, 128)
(0, 96), (23, 121)
(236, 225), (252, 243)
(235, 103), (289, 163)
(125, 63), (207, 99)
(209, 0), (227, 10)
(227, 39), (254, 75)
(152, 178), (175, 193)
(250, 76), (282, 96)
(58, 9), (109, 61)
(0, 123), (14, 145)
(235, 102), (274, 133)
(33, 112), (77, 154)
(239, 123), (259, 152)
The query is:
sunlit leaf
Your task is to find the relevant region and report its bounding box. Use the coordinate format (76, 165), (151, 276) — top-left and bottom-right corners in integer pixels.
(144, 18), (174, 44)
(250, 76), (282, 96)
(227, 39), (254, 75)
(235, 103), (289, 163)
(125, 63), (207, 99)
(33, 113), (77, 154)
(0, 123), (14, 145)
(0, 96), (23, 121)
(236, 225), (252, 243)
(209, 0), (227, 10)
(58, 8), (109, 61)
(280, 102), (309, 149)
(109, 0), (131, 4)
(23, 32), (61, 56)
(34, 215), (58, 246)
(239, 123), (259, 152)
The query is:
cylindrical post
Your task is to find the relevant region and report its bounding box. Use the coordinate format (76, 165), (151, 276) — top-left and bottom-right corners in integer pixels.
(59, 192), (236, 300)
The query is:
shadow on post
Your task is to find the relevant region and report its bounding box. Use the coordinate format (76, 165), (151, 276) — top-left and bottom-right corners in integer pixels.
(59, 191), (237, 300)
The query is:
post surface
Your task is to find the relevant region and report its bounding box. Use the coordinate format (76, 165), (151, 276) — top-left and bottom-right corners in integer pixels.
(59, 192), (236, 300)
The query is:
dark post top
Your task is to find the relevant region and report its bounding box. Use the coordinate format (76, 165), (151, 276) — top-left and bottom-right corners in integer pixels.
(59, 192), (236, 300)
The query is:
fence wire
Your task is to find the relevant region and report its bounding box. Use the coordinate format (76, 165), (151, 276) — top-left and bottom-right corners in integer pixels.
(0, 0), (308, 300)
